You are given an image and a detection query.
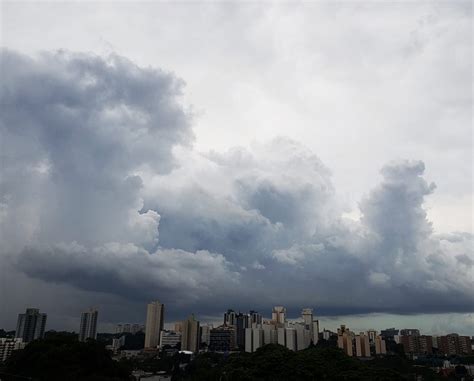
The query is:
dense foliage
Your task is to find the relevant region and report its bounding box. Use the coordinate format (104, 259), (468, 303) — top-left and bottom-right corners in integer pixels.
(175, 345), (442, 381)
(1, 334), (132, 381)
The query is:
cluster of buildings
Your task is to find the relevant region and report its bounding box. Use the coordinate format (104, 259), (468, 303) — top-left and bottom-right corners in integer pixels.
(379, 328), (472, 357)
(336, 325), (387, 357)
(143, 303), (320, 355)
(1, 304), (472, 363)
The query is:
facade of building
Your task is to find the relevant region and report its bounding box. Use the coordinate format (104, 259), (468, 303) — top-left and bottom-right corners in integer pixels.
(380, 328), (399, 339)
(375, 335), (387, 355)
(15, 308), (47, 343)
(79, 308), (98, 342)
(400, 329), (420, 336)
(245, 327), (264, 353)
(262, 323), (278, 345)
(200, 324), (212, 347)
(224, 309), (237, 326)
(437, 334), (472, 355)
(355, 333), (371, 357)
(116, 323), (144, 334)
(209, 325), (235, 352)
(181, 314), (200, 353)
(160, 330), (181, 348)
(337, 325), (354, 357)
(398, 335), (433, 355)
(144, 301), (164, 349)
(235, 313), (249, 350)
(0, 338), (25, 362)
(272, 306), (286, 326)
(249, 311), (262, 326)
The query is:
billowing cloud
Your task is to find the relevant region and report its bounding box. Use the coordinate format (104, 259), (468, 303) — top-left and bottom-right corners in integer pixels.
(0, 49), (472, 327)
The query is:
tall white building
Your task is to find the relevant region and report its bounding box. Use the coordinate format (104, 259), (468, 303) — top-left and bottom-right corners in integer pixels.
(79, 308), (98, 342)
(245, 327), (264, 353)
(262, 323), (278, 345)
(144, 301), (164, 349)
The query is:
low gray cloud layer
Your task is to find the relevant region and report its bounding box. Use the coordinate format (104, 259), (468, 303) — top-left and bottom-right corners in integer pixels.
(0, 50), (472, 326)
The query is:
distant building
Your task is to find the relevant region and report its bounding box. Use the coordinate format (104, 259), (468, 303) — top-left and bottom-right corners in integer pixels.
(337, 325), (354, 357)
(262, 323), (278, 345)
(160, 330), (181, 348)
(0, 338), (25, 362)
(79, 308), (98, 342)
(245, 327), (264, 353)
(144, 301), (164, 349)
(355, 333), (370, 357)
(249, 311), (262, 326)
(380, 328), (399, 339)
(301, 308), (319, 345)
(15, 308), (47, 343)
(398, 335), (433, 355)
(235, 313), (249, 350)
(224, 309), (237, 326)
(375, 335), (387, 355)
(272, 306), (286, 326)
(210, 325), (235, 352)
(200, 324), (212, 347)
(181, 314), (200, 353)
(400, 329), (420, 336)
(116, 323), (144, 334)
(174, 322), (183, 333)
(438, 334), (472, 355)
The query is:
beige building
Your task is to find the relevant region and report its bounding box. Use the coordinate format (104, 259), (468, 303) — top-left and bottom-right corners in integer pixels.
(375, 335), (387, 355)
(337, 325), (354, 357)
(355, 333), (370, 357)
(272, 306), (286, 326)
(144, 301), (164, 349)
(181, 314), (200, 353)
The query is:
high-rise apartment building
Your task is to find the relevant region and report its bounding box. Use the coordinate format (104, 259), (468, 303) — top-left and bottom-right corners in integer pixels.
(355, 333), (370, 357)
(235, 313), (249, 349)
(337, 325), (354, 357)
(15, 308), (47, 343)
(301, 308), (319, 344)
(224, 309), (237, 326)
(144, 301), (164, 349)
(79, 308), (98, 342)
(398, 335), (432, 355)
(437, 334), (472, 355)
(272, 306), (286, 326)
(209, 325), (235, 352)
(249, 311), (262, 326)
(245, 327), (264, 353)
(181, 314), (200, 353)
(375, 335), (387, 355)
(200, 324), (213, 347)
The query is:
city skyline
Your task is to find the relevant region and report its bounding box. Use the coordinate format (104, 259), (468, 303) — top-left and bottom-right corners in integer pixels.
(0, 1), (472, 336)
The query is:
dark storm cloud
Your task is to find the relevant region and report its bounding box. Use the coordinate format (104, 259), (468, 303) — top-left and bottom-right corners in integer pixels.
(1, 50), (472, 323)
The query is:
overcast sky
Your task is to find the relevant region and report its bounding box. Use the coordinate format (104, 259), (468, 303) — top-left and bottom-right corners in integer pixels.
(0, 1), (472, 335)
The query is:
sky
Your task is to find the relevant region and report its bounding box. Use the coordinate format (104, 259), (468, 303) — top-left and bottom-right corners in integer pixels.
(0, 1), (472, 335)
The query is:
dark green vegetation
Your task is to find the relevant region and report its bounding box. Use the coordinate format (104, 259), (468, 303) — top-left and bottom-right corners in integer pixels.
(177, 345), (443, 381)
(0, 334), (132, 381)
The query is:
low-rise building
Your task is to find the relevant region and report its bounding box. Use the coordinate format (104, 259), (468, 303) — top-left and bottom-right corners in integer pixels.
(0, 338), (26, 362)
